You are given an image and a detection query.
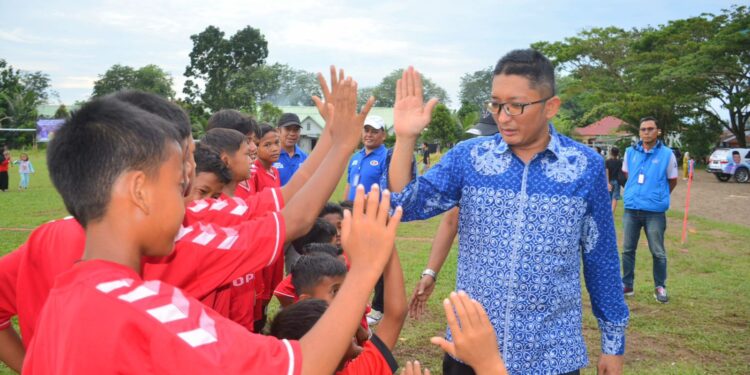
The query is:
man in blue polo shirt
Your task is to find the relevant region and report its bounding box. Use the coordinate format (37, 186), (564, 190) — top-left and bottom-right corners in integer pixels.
(343, 115), (388, 200)
(621, 117), (678, 303)
(276, 113), (308, 186)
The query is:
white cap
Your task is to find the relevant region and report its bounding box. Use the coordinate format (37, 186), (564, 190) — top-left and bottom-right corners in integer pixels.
(363, 115), (385, 130)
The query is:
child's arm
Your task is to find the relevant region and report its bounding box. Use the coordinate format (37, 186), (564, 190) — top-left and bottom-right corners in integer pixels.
(374, 244), (407, 350)
(299, 185), (402, 375)
(401, 361), (431, 375)
(280, 72), (374, 241)
(0, 326), (25, 373)
(430, 292), (508, 375)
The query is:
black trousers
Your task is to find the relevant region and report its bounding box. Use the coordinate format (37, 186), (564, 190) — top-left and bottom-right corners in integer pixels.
(443, 354), (580, 375)
(371, 275), (384, 312)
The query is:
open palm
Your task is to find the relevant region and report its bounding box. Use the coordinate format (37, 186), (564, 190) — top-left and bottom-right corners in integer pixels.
(393, 67), (439, 138)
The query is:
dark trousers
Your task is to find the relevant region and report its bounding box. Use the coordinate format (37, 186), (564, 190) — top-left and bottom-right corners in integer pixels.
(371, 275), (384, 312)
(443, 354), (580, 375)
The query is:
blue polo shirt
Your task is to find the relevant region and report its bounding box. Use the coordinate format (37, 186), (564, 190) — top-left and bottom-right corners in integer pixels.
(346, 144), (388, 200)
(275, 145), (308, 186)
(622, 140), (675, 212)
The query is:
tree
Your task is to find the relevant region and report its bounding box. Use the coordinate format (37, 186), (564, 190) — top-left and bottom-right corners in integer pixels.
(682, 115), (723, 161)
(371, 69), (450, 107)
(357, 87), (375, 108)
(257, 101), (283, 124)
(92, 64), (175, 98)
(183, 25), (269, 113)
(54, 104), (70, 119)
(423, 103), (458, 147)
(261, 64), (321, 106)
(459, 67), (492, 108)
(0, 59), (50, 138)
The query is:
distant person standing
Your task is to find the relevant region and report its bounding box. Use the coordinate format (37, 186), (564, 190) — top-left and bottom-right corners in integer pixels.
(13, 153), (35, 190)
(343, 115), (388, 201)
(420, 142), (430, 174)
(682, 151), (690, 180)
(606, 147), (623, 215)
(276, 113), (308, 186)
(0, 151), (9, 192)
(621, 117), (678, 303)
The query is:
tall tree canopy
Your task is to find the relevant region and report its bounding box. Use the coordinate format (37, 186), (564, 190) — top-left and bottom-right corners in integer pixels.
(92, 64), (175, 98)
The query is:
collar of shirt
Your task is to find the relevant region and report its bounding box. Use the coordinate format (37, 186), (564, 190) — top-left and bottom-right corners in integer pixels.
(491, 123), (564, 160)
(634, 140), (664, 154)
(358, 144), (387, 157)
(281, 145), (306, 159)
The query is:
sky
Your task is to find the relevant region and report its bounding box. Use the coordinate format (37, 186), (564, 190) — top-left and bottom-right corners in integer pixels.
(0, 0), (740, 108)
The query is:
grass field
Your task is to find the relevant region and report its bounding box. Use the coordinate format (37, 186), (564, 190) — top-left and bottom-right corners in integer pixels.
(1, 148), (749, 374)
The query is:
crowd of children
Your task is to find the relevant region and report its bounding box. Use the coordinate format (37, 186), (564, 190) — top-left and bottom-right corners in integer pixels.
(0, 67), (508, 374)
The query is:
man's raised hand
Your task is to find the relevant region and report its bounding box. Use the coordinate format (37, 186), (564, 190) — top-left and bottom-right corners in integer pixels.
(393, 66), (439, 139)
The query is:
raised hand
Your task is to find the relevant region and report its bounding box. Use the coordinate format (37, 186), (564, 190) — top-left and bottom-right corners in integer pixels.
(340, 184), (402, 277)
(317, 72), (375, 149)
(393, 66), (439, 139)
(311, 65), (345, 122)
(430, 291), (507, 375)
(401, 361), (431, 375)
(408, 275), (436, 319)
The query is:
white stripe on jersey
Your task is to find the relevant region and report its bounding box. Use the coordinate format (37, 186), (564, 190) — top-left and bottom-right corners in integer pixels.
(271, 188), (281, 212)
(187, 200), (210, 213)
(209, 200), (229, 211)
(146, 288), (190, 323)
(268, 212), (281, 267)
(95, 278), (134, 293)
(283, 339), (295, 375)
(118, 281), (160, 303)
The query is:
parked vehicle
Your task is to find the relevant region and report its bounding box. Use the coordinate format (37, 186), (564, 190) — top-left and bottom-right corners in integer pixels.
(706, 148), (750, 182)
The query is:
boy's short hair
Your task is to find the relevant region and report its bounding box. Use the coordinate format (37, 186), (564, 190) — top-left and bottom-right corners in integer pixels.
(291, 253), (347, 296)
(300, 243), (342, 258)
(493, 49), (556, 97)
(111, 90), (191, 141)
(339, 200), (353, 212)
(194, 142), (232, 184)
(319, 202), (344, 218)
(258, 123), (278, 139)
(200, 128), (246, 156)
(48, 97), (179, 227)
(270, 298), (327, 340)
(207, 109), (259, 138)
(291, 218), (337, 250)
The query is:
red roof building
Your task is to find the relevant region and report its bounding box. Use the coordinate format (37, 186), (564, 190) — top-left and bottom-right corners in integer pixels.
(573, 116), (631, 148)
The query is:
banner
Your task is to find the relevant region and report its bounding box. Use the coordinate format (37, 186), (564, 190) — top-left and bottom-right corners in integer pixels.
(36, 119), (66, 142)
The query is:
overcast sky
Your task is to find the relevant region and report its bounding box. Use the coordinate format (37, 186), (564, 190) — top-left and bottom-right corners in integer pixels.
(0, 0), (739, 107)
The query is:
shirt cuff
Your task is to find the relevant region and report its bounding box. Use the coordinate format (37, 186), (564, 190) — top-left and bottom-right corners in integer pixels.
(598, 318), (627, 355)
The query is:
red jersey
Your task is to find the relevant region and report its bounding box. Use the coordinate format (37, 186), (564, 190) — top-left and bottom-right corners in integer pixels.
(248, 161), (284, 304)
(273, 275), (297, 301)
(184, 187), (283, 227)
(0, 159), (8, 172)
(251, 159), (281, 192)
(337, 334), (398, 375)
(23, 260), (301, 375)
(234, 162), (258, 199)
(0, 207), (285, 346)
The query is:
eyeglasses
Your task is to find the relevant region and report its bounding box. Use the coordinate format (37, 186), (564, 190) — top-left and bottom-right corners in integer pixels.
(484, 95), (553, 116)
(639, 128), (657, 133)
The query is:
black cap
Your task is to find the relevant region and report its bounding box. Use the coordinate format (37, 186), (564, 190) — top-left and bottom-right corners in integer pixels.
(277, 113), (301, 128)
(466, 110), (498, 136)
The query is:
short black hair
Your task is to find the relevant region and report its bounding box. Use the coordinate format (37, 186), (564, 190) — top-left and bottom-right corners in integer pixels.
(48, 97), (179, 227)
(207, 109), (259, 138)
(640, 116), (659, 128)
(300, 243), (342, 258)
(319, 202), (344, 218)
(339, 200), (353, 212)
(200, 128), (247, 156)
(291, 253), (347, 296)
(258, 123), (278, 139)
(493, 49), (556, 97)
(111, 90), (191, 141)
(732, 150), (741, 156)
(292, 218), (338, 250)
(270, 298), (327, 340)
(610, 147), (620, 157)
(194, 142), (232, 184)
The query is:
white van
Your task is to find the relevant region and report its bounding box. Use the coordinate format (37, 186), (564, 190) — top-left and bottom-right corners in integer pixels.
(707, 148), (750, 182)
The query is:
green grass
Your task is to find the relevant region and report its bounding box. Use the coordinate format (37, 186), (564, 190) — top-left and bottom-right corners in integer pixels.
(2, 149), (749, 374)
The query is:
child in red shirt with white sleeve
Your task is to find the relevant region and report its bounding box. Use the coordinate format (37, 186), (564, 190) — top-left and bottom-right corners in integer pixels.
(22, 94), (401, 375)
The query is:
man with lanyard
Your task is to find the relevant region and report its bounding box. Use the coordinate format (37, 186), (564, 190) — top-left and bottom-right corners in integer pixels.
(387, 50), (628, 375)
(276, 113), (308, 186)
(621, 117), (678, 303)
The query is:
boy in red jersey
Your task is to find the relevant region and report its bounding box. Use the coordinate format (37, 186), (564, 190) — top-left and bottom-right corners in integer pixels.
(22, 95), (403, 375)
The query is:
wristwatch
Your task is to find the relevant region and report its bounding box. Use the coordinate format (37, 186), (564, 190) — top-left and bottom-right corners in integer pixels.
(421, 268), (437, 281)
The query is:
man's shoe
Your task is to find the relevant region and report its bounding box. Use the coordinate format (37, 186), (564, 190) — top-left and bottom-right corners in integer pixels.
(654, 286), (669, 303)
(623, 286), (634, 297)
(366, 309), (383, 326)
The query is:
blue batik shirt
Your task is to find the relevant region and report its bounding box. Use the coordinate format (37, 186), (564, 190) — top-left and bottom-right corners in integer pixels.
(275, 145), (308, 186)
(390, 125), (629, 375)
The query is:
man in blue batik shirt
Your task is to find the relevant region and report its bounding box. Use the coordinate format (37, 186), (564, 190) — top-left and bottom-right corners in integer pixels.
(387, 51), (629, 375)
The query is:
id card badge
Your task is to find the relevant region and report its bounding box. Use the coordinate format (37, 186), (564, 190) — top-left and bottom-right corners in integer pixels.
(637, 174), (645, 184)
